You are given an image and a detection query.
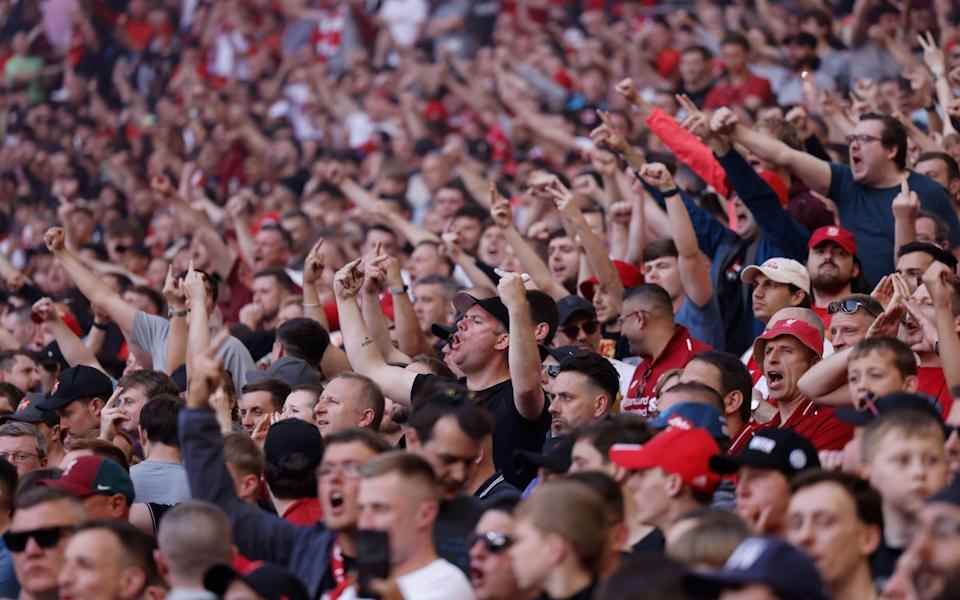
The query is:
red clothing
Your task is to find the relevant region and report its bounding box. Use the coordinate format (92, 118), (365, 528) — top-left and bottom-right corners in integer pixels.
(917, 366), (952, 419)
(623, 326), (712, 417)
(282, 498), (323, 526)
(728, 424), (757, 455)
(812, 306), (833, 338)
(646, 109), (730, 199)
(745, 399), (853, 452)
(704, 73), (773, 109)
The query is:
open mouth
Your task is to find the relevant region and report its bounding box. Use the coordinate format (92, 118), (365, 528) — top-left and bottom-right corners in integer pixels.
(766, 371), (784, 387)
(329, 491), (344, 509)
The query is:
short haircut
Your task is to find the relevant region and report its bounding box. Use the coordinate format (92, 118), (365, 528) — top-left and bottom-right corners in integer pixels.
(67, 439), (130, 471)
(253, 267), (297, 293)
(0, 383), (24, 408)
(117, 369), (180, 400)
(516, 480), (609, 573)
(558, 352), (620, 403)
(128, 285), (165, 314)
(0, 459), (17, 515)
(223, 432), (265, 478)
(848, 337), (918, 378)
(860, 113), (908, 170)
(682, 45), (713, 61)
(409, 355), (456, 379)
(359, 450), (439, 497)
(157, 501), (233, 581)
(667, 507), (751, 569)
(573, 414), (654, 463)
(139, 394), (183, 447)
(14, 484), (83, 512)
(323, 428), (394, 455)
(0, 421), (45, 459)
(241, 379), (291, 411)
(409, 392), (494, 444)
(595, 554), (692, 600)
(861, 409), (945, 464)
(917, 151), (960, 183)
(689, 352), (753, 423)
(897, 241), (958, 270)
(642, 239), (679, 263)
(721, 32), (751, 51)
(77, 519), (159, 581)
(623, 284), (674, 319)
(791, 470), (884, 529)
(453, 205), (489, 225)
(660, 381), (724, 411)
(565, 471), (624, 526)
(0, 351), (35, 375)
(413, 275), (459, 298)
(276, 318), (331, 365)
(332, 373), (385, 431)
(258, 223), (293, 249)
(527, 290), (560, 344)
(833, 294), (883, 318)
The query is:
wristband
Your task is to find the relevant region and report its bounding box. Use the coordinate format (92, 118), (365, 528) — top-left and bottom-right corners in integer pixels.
(168, 309), (188, 318)
(91, 321), (110, 330)
(662, 188), (680, 197)
(389, 285), (408, 295)
(302, 302), (321, 307)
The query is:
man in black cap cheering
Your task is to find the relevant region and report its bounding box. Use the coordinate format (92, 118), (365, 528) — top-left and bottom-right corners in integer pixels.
(35, 365), (114, 449)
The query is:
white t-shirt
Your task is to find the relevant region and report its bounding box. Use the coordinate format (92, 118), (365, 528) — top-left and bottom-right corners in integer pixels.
(337, 559), (475, 600)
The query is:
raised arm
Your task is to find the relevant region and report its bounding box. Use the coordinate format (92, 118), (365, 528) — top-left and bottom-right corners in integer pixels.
(31, 298), (106, 373)
(923, 263), (960, 425)
(44, 228), (138, 340)
(360, 251), (413, 365)
(441, 232), (496, 290)
(225, 194), (258, 272)
(162, 267), (188, 376)
(499, 274), (546, 421)
(333, 260), (417, 406)
(301, 241), (351, 379)
(797, 346), (853, 405)
(182, 265), (210, 377)
(383, 251), (431, 359)
(892, 180), (919, 261)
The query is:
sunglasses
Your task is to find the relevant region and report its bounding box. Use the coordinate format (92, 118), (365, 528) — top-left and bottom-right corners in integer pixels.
(828, 299), (880, 318)
(467, 531), (514, 554)
(3, 526), (74, 552)
(546, 365), (561, 378)
(561, 320), (599, 340)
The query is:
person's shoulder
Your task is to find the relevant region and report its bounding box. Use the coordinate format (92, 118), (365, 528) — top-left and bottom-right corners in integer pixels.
(909, 171), (950, 196)
(401, 558), (474, 591)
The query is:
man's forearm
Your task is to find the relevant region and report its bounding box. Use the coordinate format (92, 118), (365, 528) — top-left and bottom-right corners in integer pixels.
(507, 303), (545, 420)
(502, 227), (567, 299)
(797, 347), (852, 403)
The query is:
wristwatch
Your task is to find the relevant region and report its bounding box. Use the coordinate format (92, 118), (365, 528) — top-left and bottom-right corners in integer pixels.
(389, 285), (408, 295)
(168, 308), (188, 318)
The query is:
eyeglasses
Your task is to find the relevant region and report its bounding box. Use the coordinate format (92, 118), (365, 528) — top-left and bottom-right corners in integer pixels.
(317, 461), (363, 479)
(617, 310), (643, 326)
(561, 320), (599, 340)
(828, 299), (881, 318)
(0, 452), (38, 464)
(467, 531), (514, 554)
(3, 526), (74, 552)
(845, 134), (882, 146)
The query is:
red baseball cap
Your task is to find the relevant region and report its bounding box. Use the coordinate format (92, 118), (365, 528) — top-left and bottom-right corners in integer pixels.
(608, 427), (721, 494)
(579, 260), (643, 300)
(808, 225), (856, 256)
(39, 455), (135, 504)
(752, 318), (824, 367)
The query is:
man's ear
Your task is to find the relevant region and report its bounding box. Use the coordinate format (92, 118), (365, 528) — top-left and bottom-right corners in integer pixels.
(791, 290), (808, 307)
(904, 375), (919, 392)
(665, 472), (684, 498)
(724, 391), (744, 418)
(533, 322), (549, 344)
(357, 408), (375, 429)
(493, 330), (510, 352)
(594, 394), (610, 419)
(89, 397), (105, 418)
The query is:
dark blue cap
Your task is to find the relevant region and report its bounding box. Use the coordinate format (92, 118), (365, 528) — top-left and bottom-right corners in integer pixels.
(649, 402), (728, 442)
(685, 537), (830, 600)
(36, 366), (113, 411)
(928, 475), (960, 507)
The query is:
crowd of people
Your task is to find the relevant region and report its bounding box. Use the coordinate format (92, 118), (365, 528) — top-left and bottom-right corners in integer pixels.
(2, 0), (960, 598)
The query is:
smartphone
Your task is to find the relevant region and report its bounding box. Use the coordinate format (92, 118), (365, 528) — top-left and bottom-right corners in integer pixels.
(356, 529), (391, 599)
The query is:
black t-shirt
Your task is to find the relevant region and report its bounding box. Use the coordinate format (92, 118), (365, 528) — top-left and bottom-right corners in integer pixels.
(870, 536), (902, 591)
(535, 580), (596, 600)
(629, 528), (666, 554)
(412, 374), (549, 488)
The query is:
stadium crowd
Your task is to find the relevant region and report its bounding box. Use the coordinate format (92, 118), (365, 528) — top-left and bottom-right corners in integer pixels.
(2, 0), (960, 598)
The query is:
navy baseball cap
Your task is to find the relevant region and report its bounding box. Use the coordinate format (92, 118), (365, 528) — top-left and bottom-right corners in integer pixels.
(515, 435), (573, 475)
(264, 418), (325, 468)
(710, 429), (819, 477)
(686, 537), (829, 600)
(835, 392), (944, 427)
(650, 402), (728, 442)
(36, 366), (114, 411)
(2, 393), (58, 427)
(556, 295), (596, 325)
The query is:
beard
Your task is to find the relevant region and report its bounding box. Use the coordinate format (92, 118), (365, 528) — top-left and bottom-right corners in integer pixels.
(811, 264), (852, 295)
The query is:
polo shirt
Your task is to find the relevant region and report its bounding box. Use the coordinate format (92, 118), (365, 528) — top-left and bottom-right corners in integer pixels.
(744, 399), (853, 451)
(623, 326), (711, 417)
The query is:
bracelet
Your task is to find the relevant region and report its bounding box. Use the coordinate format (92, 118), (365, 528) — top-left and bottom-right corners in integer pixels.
(168, 309), (188, 318)
(389, 285), (408, 295)
(91, 321), (109, 330)
(302, 302), (321, 307)
(662, 188), (680, 197)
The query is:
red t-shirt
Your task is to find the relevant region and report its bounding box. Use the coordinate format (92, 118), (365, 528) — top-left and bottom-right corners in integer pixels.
(282, 498), (323, 526)
(917, 366), (952, 419)
(623, 326), (712, 417)
(812, 306), (833, 338)
(741, 399), (853, 452)
(703, 73), (773, 109)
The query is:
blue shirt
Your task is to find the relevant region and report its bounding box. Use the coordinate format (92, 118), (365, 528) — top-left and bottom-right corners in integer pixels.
(0, 537), (20, 598)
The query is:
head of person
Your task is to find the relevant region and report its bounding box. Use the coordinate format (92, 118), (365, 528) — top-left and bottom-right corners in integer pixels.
(115, 369), (180, 437)
(610, 427), (721, 531)
(904, 476), (960, 599)
(407, 390), (492, 499)
(564, 470), (629, 576)
(316, 428), (393, 533)
(847, 337), (918, 409)
(274, 317), (331, 367)
(711, 429), (820, 535)
(0, 382), (24, 416)
(510, 479), (609, 591)
(619, 284), (676, 356)
(203, 562), (308, 600)
(138, 394), (182, 453)
(553, 295), (601, 351)
(547, 232), (581, 289)
(896, 241), (958, 292)
(741, 258), (811, 324)
(451, 206), (488, 254)
(0, 421), (46, 475)
(59, 519), (160, 600)
(916, 152), (960, 201)
(413, 275), (458, 333)
(653, 382), (726, 427)
(252, 223), (292, 271)
(6, 486), (86, 599)
(785, 470), (882, 591)
(0, 305), (44, 352)
(469, 497), (530, 600)
(238, 378), (290, 434)
(827, 294), (882, 351)
(680, 352), (753, 432)
(263, 418), (324, 503)
(356, 451), (442, 567)
(448, 290), (511, 374)
(916, 209), (952, 250)
(314, 373), (384, 437)
(38, 366), (114, 449)
(666, 507), (751, 570)
(0, 350), (42, 393)
(155, 501), (233, 589)
(679, 45), (712, 88)
(281, 209), (313, 255)
(570, 414), (654, 476)
(0, 458), (16, 521)
(754, 317), (823, 406)
(40, 455), (134, 520)
(252, 267), (296, 324)
(58, 438), (129, 471)
(642, 239), (683, 302)
(362, 225), (400, 258)
(861, 407), (949, 518)
(282, 383), (321, 425)
(849, 113), (908, 184)
(594, 553), (694, 600)
(410, 241), (453, 283)
(223, 432), (264, 503)
(806, 226), (859, 297)
(548, 351), (619, 437)
(720, 32), (751, 73)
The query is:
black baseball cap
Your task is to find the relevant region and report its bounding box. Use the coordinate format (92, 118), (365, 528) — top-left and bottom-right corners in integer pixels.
(557, 295), (597, 326)
(546, 345), (580, 363)
(204, 563), (309, 600)
(514, 435), (573, 475)
(264, 418), (325, 468)
(835, 392), (944, 428)
(710, 429), (820, 477)
(35, 366), (114, 411)
(453, 292), (510, 331)
(2, 393), (58, 427)
(557, 350), (620, 401)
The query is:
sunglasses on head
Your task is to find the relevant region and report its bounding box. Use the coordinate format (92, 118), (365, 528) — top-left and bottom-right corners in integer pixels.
(3, 526), (74, 552)
(828, 299), (880, 318)
(467, 531), (514, 554)
(546, 365), (561, 378)
(561, 320), (599, 339)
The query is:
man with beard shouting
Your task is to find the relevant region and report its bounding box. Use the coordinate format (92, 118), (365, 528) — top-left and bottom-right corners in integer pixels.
(806, 226), (862, 331)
